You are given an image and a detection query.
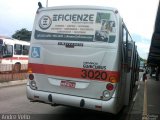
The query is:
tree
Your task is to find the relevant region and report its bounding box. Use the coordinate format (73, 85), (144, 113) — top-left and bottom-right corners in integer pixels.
(12, 28), (31, 41)
(140, 57), (146, 62)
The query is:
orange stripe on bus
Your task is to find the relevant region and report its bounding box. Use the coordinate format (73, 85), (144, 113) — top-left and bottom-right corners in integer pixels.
(28, 63), (120, 82)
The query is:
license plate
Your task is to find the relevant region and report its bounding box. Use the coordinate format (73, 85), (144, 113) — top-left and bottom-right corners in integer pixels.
(60, 81), (76, 88)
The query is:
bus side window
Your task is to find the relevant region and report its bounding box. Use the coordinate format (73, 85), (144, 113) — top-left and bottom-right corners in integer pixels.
(14, 44), (22, 55)
(122, 43), (125, 64)
(122, 26), (127, 62)
(2, 45), (13, 57)
(22, 45), (29, 55)
(122, 25), (129, 72)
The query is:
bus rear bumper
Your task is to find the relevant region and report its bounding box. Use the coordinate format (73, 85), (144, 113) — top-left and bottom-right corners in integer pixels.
(26, 85), (118, 114)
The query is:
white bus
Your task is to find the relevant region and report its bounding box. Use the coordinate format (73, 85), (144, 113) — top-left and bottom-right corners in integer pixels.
(27, 5), (140, 114)
(0, 36), (30, 72)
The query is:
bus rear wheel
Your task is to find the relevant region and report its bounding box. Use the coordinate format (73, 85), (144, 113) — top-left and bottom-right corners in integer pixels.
(14, 63), (21, 73)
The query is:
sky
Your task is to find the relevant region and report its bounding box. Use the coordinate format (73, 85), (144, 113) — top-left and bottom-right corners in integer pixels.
(0, 0), (159, 59)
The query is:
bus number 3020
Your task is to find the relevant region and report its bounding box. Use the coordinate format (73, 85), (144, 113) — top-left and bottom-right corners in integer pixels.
(81, 69), (107, 80)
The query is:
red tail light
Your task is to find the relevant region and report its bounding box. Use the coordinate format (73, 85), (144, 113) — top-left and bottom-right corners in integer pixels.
(29, 74), (34, 80)
(106, 83), (114, 91)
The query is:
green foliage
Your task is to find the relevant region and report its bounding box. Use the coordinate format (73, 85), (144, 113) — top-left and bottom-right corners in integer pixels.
(140, 57), (146, 61)
(140, 57), (147, 65)
(12, 28), (31, 41)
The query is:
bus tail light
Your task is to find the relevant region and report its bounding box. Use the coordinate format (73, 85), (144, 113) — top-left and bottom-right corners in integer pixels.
(28, 74), (37, 90)
(30, 80), (37, 88)
(30, 80), (37, 90)
(29, 74), (34, 80)
(106, 83), (114, 91)
(28, 68), (32, 73)
(103, 90), (110, 98)
(109, 75), (119, 83)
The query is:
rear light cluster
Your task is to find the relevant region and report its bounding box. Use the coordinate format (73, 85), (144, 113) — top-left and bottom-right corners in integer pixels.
(28, 73), (37, 90)
(102, 83), (115, 100)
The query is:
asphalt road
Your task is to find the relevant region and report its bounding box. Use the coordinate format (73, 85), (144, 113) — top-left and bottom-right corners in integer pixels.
(0, 72), (145, 120)
(0, 84), (129, 120)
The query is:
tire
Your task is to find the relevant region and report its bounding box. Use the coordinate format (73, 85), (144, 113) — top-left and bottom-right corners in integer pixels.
(14, 63), (21, 73)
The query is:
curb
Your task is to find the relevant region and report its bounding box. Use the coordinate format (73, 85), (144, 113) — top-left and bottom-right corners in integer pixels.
(0, 79), (28, 88)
